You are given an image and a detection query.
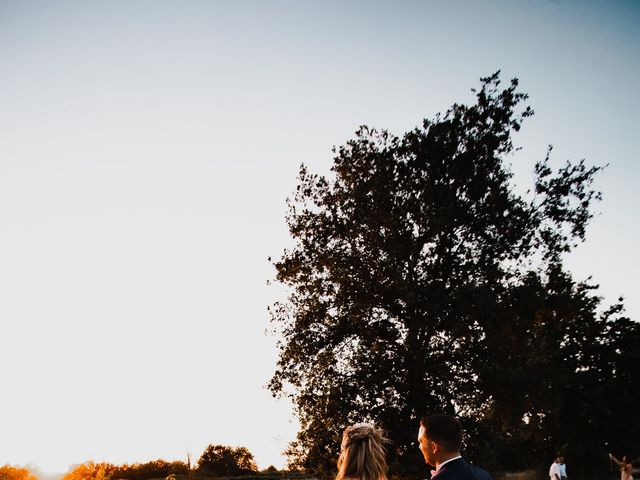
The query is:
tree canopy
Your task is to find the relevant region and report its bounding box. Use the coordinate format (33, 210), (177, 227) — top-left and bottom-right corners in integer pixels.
(197, 445), (258, 476)
(63, 462), (113, 480)
(110, 459), (188, 480)
(269, 72), (640, 477)
(0, 465), (38, 480)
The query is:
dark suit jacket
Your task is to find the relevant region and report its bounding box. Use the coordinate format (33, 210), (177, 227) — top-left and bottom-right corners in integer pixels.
(432, 458), (493, 480)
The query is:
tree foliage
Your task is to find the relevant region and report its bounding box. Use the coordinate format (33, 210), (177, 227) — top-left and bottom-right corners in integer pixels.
(63, 462), (114, 480)
(269, 72), (640, 477)
(110, 460), (189, 479)
(0, 465), (38, 480)
(197, 445), (258, 476)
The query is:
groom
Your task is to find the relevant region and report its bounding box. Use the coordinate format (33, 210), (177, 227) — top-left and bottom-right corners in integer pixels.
(418, 415), (493, 480)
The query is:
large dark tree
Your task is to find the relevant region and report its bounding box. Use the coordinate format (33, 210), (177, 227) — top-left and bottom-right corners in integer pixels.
(197, 445), (258, 476)
(268, 72), (640, 477)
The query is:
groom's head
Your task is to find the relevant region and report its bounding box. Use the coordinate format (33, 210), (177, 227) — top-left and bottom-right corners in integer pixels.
(418, 415), (463, 467)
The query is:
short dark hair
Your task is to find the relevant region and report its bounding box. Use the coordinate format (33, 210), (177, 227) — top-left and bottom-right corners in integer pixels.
(420, 415), (463, 452)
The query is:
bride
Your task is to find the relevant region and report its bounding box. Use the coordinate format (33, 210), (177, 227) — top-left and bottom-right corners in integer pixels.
(336, 423), (390, 480)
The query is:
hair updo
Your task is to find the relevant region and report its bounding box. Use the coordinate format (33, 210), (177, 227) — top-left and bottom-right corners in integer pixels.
(336, 423), (389, 480)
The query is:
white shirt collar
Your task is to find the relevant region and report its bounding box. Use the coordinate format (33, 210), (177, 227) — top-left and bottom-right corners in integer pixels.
(437, 456), (462, 471)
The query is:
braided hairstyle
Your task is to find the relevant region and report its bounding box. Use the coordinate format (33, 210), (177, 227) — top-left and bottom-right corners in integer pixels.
(336, 423), (389, 480)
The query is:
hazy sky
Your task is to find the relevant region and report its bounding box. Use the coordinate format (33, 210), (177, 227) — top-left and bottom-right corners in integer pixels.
(1, 0), (638, 474)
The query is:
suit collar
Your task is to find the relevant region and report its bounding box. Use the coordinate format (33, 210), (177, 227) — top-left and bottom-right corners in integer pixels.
(433, 456), (467, 477)
(438, 456), (464, 471)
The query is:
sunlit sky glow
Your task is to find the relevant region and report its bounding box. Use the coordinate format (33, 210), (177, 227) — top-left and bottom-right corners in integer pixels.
(1, 0), (638, 474)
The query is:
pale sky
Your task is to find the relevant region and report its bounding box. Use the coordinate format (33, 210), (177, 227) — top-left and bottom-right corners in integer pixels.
(0, 0), (638, 474)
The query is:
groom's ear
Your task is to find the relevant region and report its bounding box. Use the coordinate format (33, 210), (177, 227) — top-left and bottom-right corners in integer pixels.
(431, 441), (440, 454)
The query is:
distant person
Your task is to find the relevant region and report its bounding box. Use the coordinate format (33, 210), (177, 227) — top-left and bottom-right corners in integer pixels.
(549, 456), (561, 480)
(417, 414), (492, 480)
(336, 422), (390, 480)
(610, 453), (634, 480)
(559, 456), (567, 480)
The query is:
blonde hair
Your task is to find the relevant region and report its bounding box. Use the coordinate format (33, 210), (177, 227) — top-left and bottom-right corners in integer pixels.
(336, 423), (389, 480)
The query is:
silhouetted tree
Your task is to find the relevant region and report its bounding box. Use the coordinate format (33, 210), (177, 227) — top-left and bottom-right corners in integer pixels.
(111, 460), (188, 480)
(197, 445), (257, 476)
(269, 72), (639, 477)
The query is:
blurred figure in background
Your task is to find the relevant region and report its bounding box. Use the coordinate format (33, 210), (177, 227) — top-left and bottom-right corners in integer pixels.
(610, 453), (634, 480)
(559, 456), (567, 480)
(549, 456), (561, 480)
